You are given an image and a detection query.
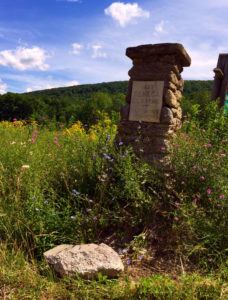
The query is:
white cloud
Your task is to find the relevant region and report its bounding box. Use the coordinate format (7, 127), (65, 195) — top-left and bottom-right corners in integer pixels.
(26, 79), (79, 92)
(154, 20), (165, 33)
(71, 43), (83, 55)
(92, 45), (107, 58)
(0, 46), (50, 71)
(104, 2), (150, 27)
(0, 79), (7, 94)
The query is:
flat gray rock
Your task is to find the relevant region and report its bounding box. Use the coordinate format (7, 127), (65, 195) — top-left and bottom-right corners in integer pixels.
(44, 243), (124, 279)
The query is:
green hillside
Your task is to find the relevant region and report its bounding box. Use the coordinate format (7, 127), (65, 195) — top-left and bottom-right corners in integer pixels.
(0, 80), (214, 124)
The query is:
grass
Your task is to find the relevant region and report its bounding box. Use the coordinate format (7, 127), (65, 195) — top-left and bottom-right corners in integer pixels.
(0, 107), (227, 299)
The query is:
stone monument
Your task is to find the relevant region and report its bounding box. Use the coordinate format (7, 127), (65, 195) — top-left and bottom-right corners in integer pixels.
(211, 54), (228, 110)
(116, 43), (191, 165)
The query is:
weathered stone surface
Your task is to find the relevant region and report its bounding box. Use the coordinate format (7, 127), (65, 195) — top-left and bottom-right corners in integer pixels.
(129, 81), (164, 122)
(44, 243), (124, 279)
(126, 43), (191, 67)
(160, 106), (174, 124)
(117, 43), (190, 166)
(164, 89), (179, 108)
(175, 90), (182, 101)
(164, 81), (177, 92)
(120, 104), (130, 120)
(171, 107), (182, 119)
(128, 69), (180, 84)
(176, 78), (184, 91)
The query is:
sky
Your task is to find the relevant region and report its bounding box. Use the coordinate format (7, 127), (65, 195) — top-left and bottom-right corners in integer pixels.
(0, 0), (228, 94)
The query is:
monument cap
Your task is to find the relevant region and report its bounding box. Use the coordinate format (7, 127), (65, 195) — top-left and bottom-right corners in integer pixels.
(126, 43), (191, 67)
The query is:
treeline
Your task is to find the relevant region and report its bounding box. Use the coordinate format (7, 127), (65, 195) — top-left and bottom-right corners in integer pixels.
(0, 80), (214, 125)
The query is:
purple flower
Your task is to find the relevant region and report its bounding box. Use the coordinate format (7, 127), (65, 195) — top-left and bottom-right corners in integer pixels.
(93, 154), (96, 158)
(71, 215), (75, 219)
(119, 142), (123, 146)
(139, 256), (142, 260)
(126, 260), (131, 265)
(139, 149), (144, 152)
(123, 249), (127, 253)
(72, 189), (80, 196)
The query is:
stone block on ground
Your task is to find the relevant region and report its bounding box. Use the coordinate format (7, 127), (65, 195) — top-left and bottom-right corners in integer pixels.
(44, 243), (124, 279)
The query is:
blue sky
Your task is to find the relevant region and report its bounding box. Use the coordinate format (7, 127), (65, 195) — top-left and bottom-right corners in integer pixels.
(0, 0), (228, 93)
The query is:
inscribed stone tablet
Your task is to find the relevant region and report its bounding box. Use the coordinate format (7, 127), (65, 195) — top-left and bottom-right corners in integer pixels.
(129, 81), (164, 122)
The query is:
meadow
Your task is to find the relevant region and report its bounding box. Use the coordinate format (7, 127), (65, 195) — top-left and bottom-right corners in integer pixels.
(0, 93), (227, 299)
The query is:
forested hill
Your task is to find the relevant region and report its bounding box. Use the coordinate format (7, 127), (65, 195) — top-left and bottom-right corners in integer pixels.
(24, 80), (213, 99)
(0, 80), (214, 124)
(23, 81), (128, 99)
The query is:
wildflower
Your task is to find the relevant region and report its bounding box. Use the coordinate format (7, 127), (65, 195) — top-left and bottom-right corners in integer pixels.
(193, 165), (197, 169)
(186, 121), (190, 123)
(135, 139), (139, 142)
(119, 142), (123, 146)
(175, 202), (180, 206)
(220, 195), (225, 199)
(139, 256), (142, 260)
(13, 118), (17, 121)
(126, 260), (131, 265)
(221, 153), (226, 157)
(203, 168), (207, 172)
(118, 250), (121, 255)
(180, 162), (184, 165)
(8, 178), (13, 181)
(93, 154), (96, 158)
(193, 198), (197, 203)
(201, 176), (205, 180)
(93, 216), (97, 220)
(214, 129), (218, 132)
(72, 189), (80, 195)
(174, 217), (179, 221)
(123, 249), (127, 253)
(137, 126), (141, 129)
(87, 209), (91, 212)
(139, 149), (144, 152)
(208, 198), (212, 201)
(35, 208), (39, 211)
(181, 181), (185, 185)
(41, 116), (45, 120)
(202, 129), (206, 132)
(30, 138), (35, 142)
(89, 199), (93, 203)
(207, 189), (211, 194)
(183, 115), (188, 118)
(71, 216), (75, 219)
(22, 165), (30, 169)
(208, 258), (213, 262)
(53, 213), (56, 216)
(161, 147), (166, 150)
(221, 139), (225, 143)
(34, 130), (38, 133)
(217, 204), (221, 207)
(44, 201), (48, 204)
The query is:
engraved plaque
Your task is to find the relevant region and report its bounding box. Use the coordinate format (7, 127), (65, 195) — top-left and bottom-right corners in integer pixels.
(129, 81), (164, 122)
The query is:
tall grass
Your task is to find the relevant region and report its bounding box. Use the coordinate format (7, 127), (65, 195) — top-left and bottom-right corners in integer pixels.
(0, 104), (227, 298)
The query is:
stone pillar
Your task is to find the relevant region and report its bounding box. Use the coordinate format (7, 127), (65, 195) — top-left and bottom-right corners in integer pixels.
(211, 54), (228, 107)
(116, 43), (191, 166)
